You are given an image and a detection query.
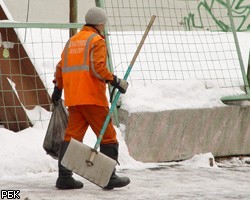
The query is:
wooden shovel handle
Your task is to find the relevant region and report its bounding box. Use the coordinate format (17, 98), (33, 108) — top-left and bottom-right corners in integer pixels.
(130, 15), (156, 67)
(94, 15), (157, 150)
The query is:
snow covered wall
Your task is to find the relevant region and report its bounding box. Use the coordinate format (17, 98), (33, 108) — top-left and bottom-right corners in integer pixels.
(117, 80), (250, 162)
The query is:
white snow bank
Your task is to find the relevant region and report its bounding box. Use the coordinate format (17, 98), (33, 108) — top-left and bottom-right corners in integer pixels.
(121, 80), (245, 113)
(0, 127), (57, 177)
(181, 152), (218, 168)
(0, 125), (146, 178)
(0, 123), (218, 178)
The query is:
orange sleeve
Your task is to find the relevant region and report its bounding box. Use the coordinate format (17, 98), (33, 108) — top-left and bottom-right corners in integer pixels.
(54, 60), (63, 89)
(89, 39), (113, 82)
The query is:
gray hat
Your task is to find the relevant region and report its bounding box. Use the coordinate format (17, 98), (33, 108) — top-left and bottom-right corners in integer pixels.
(85, 7), (108, 25)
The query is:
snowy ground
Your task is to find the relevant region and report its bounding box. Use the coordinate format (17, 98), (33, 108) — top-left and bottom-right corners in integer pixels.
(2, 159), (250, 200)
(1, 126), (250, 200)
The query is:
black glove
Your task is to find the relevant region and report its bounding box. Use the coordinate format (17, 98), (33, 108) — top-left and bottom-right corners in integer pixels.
(51, 86), (62, 105)
(110, 75), (128, 94)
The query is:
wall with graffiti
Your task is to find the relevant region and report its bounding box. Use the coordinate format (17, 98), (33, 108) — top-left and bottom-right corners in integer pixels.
(184, 0), (250, 32)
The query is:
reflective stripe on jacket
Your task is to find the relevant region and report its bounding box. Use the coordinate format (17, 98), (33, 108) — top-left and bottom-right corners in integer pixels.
(55, 26), (113, 107)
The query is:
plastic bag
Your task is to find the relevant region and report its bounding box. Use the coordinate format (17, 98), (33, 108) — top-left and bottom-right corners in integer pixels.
(43, 99), (68, 159)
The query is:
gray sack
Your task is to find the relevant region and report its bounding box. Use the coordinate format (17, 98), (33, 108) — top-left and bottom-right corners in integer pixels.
(43, 99), (68, 159)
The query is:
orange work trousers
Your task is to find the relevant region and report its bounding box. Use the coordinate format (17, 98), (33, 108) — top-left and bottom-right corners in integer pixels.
(64, 105), (118, 144)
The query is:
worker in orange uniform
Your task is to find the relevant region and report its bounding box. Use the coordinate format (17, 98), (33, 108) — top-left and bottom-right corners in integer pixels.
(52, 7), (130, 190)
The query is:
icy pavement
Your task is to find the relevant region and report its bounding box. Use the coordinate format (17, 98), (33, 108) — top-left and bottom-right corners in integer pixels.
(1, 162), (250, 200)
(1, 128), (250, 199)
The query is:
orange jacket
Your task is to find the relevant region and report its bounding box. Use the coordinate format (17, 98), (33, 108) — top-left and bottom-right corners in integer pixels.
(55, 26), (113, 107)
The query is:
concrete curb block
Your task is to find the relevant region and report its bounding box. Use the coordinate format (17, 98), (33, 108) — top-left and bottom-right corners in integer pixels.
(118, 106), (250, 162)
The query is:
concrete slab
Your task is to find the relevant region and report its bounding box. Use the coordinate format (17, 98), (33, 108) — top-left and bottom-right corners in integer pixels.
(118, 105), (250, 162)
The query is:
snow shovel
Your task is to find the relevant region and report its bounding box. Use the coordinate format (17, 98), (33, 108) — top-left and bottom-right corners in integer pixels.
(61, 15), (156, 188)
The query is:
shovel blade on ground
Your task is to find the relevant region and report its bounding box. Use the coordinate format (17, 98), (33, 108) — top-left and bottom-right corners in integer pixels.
(61, 138), (116, 188)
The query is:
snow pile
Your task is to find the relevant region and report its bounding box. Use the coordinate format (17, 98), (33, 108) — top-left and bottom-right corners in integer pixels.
(121, 80), (245, 113)
(181, 152), (218, 168)
(0, 127), (57, 177)
(0, 122), (219, 178)
(0, 125), (147, 178)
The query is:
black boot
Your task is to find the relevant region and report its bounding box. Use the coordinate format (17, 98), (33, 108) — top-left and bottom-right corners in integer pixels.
(100, 143), (130, 190)
(56, 141), (83, 189)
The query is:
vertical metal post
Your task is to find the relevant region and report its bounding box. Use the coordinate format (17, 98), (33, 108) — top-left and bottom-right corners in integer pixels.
(95, 0), (101, 7)
(247, 50), (250, 86)
(70, 0), (78, 37)
(95, 0), (120, 127)
(226, 0), (250, 94)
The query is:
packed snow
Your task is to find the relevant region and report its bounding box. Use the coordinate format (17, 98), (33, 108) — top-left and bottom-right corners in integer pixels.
(120, 79), (246, 113)
(1, 125), (250, 200)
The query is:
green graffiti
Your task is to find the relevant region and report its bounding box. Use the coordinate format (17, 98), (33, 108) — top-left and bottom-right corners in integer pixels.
(184, 0), (250, 32)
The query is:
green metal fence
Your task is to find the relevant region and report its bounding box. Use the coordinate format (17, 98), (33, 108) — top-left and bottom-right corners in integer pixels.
(0, 0), (250, 131)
